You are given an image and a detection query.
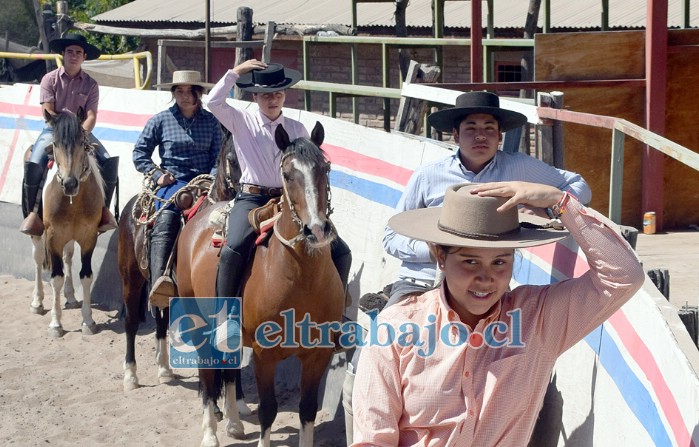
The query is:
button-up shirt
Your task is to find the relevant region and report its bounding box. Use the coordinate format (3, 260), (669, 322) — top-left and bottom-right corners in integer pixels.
(40, 67), (99, 114)
(383, 150), (593, 283)
(353, 198), (644, 446)
(133, 104), (221, 183)
(206, 70), (309, 188)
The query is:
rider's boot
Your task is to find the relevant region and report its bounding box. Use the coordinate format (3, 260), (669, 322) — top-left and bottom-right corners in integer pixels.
(215, 246), (245, 299)
(97, 156), (119, 233)
(19, 161), (47, 236)
(331, 241), (353, 309)
(148, 209), (181, 308)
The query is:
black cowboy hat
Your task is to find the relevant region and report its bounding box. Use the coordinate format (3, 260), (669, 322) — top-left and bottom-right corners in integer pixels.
(49, 33), (101, 60)
(428, 91), (528, 133)
(236, 63), (302, 93)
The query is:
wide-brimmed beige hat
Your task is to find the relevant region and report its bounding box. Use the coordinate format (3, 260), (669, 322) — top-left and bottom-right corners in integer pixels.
(388, 183), (569, 248)
(155, 70), (214, 89)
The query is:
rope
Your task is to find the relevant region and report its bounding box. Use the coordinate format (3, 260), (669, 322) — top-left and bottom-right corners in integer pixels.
(132, 169), (214, 225)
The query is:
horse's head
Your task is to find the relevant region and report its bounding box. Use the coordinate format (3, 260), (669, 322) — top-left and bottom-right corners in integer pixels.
(275, 121), (336, 249)
(211, 125), (241, 202)
(44, 107), (93, 197)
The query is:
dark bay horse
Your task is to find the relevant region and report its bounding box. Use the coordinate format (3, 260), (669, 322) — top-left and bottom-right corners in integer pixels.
(29, 107), (103, 337)
(177, 122), (345, 447)
(117, 127), (243, 392)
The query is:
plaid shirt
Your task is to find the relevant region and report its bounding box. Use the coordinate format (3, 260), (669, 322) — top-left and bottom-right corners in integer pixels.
(133, 104), (222, 183)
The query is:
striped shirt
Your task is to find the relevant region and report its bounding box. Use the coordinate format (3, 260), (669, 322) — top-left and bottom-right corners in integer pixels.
(353, 198), (644, 446)
(383, 150), (592, 283)
(40, 67), (99, 114)
(206, 69), (309, 188)
(133, 105), (222, 183)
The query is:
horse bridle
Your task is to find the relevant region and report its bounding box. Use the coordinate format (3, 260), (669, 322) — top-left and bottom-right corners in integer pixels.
(53, 133), (94, 187)
(279, 150), (334, 236)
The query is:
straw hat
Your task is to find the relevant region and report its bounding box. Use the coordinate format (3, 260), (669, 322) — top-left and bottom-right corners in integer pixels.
(428, 91), (528, 133)
(49, 33), (101, 60)
(236, 63), (302, 93)
(155, 70), (214, 89)
(388, 183), (568, 249)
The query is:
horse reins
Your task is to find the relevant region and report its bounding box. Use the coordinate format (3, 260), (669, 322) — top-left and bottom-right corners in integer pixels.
(277, 150), (334, 247)
(53, 133), (95, 203)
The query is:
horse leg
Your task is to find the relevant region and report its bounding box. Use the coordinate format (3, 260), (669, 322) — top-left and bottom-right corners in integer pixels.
(47, 250), (65, 338)
(235, 368), (252, 416)
(298, 350), (334, 447)
(254, 357), (278, 447)
(199, 369), (222, 447)
(154, 307), (174, 382)
(62, 242), (79, 309)
(78, 248), (98, 335)
(123, 282), (145, 391)
(29, 235), (44, 313)
(222, 369), (244, 439)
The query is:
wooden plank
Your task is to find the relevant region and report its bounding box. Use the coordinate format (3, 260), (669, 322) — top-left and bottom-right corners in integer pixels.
(401, 83), (540, 125)
(293, 80), (401, 98)
(394, 61), (441, 134)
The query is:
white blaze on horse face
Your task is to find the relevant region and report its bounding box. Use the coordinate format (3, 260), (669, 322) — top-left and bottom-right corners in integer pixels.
(292, 158), (329, 244)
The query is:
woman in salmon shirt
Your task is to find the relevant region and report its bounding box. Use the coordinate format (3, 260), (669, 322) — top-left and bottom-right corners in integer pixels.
(351, 181), (644, 446)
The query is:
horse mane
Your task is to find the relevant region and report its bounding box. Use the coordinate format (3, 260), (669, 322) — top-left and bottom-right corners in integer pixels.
(209, 125), (239, 203)
(286, 136), (328, 169)
(52, 112), (83, 152)
(52, 111), (105, 202)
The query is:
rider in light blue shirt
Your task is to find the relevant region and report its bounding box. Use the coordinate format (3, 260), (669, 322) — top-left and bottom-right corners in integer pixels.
(384, 148), (591, 287)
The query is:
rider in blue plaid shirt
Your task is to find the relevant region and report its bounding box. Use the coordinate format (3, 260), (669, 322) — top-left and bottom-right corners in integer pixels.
(132, 70), (222, 303)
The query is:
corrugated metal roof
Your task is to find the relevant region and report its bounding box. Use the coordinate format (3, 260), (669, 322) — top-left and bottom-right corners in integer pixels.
(92, 0), (699, 30)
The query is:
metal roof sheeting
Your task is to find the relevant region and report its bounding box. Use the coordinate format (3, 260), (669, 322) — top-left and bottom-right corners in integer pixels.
(92, 0), (699, 30)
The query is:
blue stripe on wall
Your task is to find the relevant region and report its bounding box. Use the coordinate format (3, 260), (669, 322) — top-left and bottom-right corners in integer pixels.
(0, 116), (142, 144)
(584, 325), (672, 447)
(330, 170), (403, 208)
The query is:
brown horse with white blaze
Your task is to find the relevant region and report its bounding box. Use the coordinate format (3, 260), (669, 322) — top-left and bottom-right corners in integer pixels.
(29, 107), (103, 337)
(176, 122), (345, 447)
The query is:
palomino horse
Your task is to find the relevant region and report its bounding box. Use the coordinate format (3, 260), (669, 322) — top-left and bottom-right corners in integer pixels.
(29, 107), (103, 337)
(117, 127), (247, 398)
(177, 122), (345, 447)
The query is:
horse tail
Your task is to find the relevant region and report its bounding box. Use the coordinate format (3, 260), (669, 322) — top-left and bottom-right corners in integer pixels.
(42, 233), (52, 271)
(198, 369), (224, 404)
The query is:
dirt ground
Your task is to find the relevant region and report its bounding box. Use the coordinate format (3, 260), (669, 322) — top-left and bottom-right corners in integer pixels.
(0, 274), (347, 447)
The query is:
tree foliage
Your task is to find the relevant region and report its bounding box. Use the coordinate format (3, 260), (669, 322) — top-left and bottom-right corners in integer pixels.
(68, 0), (140, 54)
(0, 0), (40, 47)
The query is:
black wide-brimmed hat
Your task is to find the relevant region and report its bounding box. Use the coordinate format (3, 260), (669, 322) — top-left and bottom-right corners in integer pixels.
(428, 91), (528, 133)
(236, 63), (302, 93)
(49, 33), (101, 60)
(389, 183), (568, 249)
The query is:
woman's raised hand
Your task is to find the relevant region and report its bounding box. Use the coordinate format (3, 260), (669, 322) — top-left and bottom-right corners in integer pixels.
(470, 181), (565, 213)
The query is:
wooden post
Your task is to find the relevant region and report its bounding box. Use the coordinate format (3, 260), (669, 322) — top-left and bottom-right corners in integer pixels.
(394, 61), (440, 134)
(536, 92), (554, 166)
(204, 0), (210, 82)
(234, 7), (253, 101)
(261, 21), (275, 63)
(644, 0), (667, 231)
(550, 91), (565, 168)
(55, 1), (70, 37)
